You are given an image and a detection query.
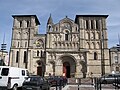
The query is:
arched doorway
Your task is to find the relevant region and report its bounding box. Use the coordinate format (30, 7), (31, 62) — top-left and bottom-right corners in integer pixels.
(37, 61), (45, 76)
(63, 62), (70, 78)
(60, 56), (76, 78)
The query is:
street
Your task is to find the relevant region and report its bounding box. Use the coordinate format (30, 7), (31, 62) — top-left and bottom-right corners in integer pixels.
(50, 84), (120, 90)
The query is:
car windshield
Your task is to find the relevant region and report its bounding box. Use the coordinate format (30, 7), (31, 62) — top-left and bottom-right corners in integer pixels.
(26, 77), (43, 82)
(102, 74), (120, 78)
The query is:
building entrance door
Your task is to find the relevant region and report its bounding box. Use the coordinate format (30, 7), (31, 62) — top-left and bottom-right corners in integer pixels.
(37, 66), (42, 76)
(37, 61), (45, 76)
(63, 62), (70, 78)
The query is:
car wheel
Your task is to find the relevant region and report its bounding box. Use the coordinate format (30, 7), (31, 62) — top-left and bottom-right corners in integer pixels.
(12, 85), (18, 90)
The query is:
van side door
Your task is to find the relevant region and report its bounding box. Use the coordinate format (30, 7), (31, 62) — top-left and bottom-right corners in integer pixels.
(0, 68), (9, 86)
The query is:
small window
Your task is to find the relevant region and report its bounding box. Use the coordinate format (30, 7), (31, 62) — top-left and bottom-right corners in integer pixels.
(24, 51), (27, 63)
(96, 20), (99, 29)
(27, 21), (30, 27)
(41, 50), (43, 57)
(37, 50), (39, 57)
(76, 27), (77, 31)
(56, 27), (58, 31)
(65, 33), (68, 41)
(22, 70), (25, 76)
(1, 68), (9, 76)
(86, 20), (89, 29)
(20, 21), (22, 27)
(16, 51), (19, 63)
(94, 52), (97, 60)
(91, 20), (94, 29)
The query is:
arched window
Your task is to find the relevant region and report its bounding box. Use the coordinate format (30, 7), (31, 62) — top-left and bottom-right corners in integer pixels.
(49, 26), (51, 29)
(65, 34), (68, 41)
(65, 31), (69, 41)
(94, 52), (97, 60)
(48, 25), (52, 31)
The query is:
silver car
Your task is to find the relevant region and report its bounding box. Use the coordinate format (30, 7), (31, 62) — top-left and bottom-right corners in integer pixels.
(100, 74), (120, 84)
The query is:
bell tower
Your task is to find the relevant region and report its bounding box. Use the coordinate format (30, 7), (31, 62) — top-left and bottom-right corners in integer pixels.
(10, 15), (40, 69)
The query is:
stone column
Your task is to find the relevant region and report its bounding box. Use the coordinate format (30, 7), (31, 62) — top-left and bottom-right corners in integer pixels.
(55, 60), (63, 76)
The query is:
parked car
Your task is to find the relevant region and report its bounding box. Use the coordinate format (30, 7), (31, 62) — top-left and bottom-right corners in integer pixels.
(47, 76), (67, 87)
(22, 75), (50, 90)
(99, 73), (120, 84)
(0, 66), (29, 90)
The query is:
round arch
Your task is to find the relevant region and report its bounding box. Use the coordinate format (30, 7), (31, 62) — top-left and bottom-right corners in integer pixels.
(58, 55), (77, 78)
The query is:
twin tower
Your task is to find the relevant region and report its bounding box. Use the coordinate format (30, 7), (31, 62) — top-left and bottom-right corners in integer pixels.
(9, 14), (110, 78)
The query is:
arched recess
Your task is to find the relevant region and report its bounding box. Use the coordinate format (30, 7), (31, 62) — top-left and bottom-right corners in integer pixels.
(86, 42), (90, 49)
(36, 60), (45, 76)
(59, 55), (76, 78)
(86, 32), (89, 39)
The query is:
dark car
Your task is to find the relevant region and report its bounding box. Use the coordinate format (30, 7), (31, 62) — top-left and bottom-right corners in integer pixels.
(99, 73), (120, 84)
(47, 76), (67, 87)
(22, 75), (50, 90)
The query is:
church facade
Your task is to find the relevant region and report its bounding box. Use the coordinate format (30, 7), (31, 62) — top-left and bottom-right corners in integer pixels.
(9, 14), (110, 78)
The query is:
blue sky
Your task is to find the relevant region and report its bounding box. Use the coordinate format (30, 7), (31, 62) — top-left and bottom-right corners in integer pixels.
(0, 0), (120, 52)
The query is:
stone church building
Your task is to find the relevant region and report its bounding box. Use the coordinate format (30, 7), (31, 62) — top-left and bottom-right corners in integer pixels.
(9, 14), (110, 78)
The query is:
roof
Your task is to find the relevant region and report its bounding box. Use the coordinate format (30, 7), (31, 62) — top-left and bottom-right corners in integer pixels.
(75, 15), (109, 23)
(109, 46), (120, 51)
(12, 15), (40, 25)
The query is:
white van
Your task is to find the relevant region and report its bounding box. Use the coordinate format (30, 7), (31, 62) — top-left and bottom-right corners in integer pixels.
(0, 66), (29, 90)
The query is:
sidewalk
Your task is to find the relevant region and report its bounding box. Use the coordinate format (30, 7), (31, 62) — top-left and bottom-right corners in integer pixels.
(62, 84), (94, 90)
(62, 84), (120, 90)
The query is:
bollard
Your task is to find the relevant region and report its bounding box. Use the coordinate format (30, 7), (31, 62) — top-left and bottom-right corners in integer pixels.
(94, 77), (97, 90)
(99, 79), (101, 90)
(59, 80), (62, 90)
(56, 80), (58, 90)
(78, 78), (80, 90)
